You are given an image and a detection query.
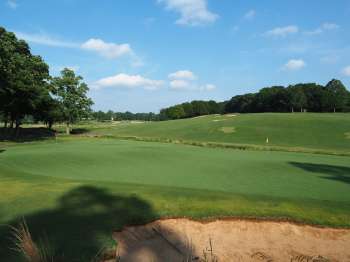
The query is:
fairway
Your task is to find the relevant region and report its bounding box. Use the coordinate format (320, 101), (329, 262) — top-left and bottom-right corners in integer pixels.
(89, 113), (350, 153)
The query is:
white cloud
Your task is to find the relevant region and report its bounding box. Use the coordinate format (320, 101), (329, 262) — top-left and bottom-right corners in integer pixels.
(14, 32), (78, 48)
(342, 66), (350, 77)
(170, 79), (191, 89)
(94, 74), (164, 90)
(264, 25), (299, 37)
(81, 38), (132, 59)
(15, 32), (140, 63)
(7, 0), (17, 9)
(322, 22), (339, 30)
(283, 59), (306, 71)
(199, 83), (216, 91)
(305, 22), (339, 35)
(168, 70), (197, 80)
(167, 69), (214, 91)
(244, 10), (256, 20)
(158, 0), (218, 26)
(170, 81), (216, 91)
(320, 55), (339, 64)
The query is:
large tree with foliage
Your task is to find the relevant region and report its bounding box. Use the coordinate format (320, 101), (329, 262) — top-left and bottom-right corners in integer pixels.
(287, 85), (307, 112)
(0, 27), (50, 130)
(52, 68), (93, 134)
(324, 79), (348, 112)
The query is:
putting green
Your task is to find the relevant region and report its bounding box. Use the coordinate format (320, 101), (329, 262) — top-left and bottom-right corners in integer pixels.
(1, 139), (350, 202)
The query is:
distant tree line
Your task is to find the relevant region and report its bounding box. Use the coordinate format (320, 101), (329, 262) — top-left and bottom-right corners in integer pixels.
(0, 27), (93, 134)
(159, 100), (225, 120)
(157, 80), (350, 120)
(91, 101), (226, 122)
(92, 111), (160, 121)
(92, 79), (350, 122)
(225, 80), (350, 114)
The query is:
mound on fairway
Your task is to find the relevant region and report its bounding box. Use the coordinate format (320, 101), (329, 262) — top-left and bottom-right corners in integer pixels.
(89, 113), (350, 153)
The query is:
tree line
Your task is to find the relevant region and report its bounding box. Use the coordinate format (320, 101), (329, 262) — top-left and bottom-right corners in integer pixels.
(92, 111), (160, 121)
(158, 80), (350, 120)
(0, 27), (93, 134)
(225, 80), (350, 114)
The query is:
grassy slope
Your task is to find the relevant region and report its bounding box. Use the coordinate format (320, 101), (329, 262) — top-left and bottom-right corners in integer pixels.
(90, 113), (350, 153)
(2, 113), (350, 260)
(1, 138), (350, 260)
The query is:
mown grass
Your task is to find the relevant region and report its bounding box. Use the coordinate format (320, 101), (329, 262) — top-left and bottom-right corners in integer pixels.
(1, 113), (350, 260)
(83, 113), (350, 153)
(0, 138), (349, 260)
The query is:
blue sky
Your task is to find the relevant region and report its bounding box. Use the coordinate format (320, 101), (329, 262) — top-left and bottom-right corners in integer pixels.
(1, 0), (350, 112)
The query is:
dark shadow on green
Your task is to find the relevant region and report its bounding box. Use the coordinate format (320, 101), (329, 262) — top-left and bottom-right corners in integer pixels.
(0, 185), (193, 261)
(0, 186), (157, 261)
(70, 128), (89, 135)
(290, 162), (350, 185)
(0, 128), (55, 142)
(0, 149), (5, 154)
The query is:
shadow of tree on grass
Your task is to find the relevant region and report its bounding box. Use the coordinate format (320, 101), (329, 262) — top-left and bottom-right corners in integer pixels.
(289, 162), (350, 185)
(0, 128), (55, 142)
(0, 186), (159, 261)
(70, 128), (90, 135)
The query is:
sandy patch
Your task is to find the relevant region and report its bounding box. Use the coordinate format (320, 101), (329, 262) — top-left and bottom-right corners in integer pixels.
(219, 127), (236, 134)
(114, 218), (350, 262)
(213, 119), (227, 122)
(225, 114), (237, 117)
(193, 115), (210, 119)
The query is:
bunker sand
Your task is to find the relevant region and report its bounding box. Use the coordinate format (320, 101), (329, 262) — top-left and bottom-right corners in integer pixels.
(115, 218), (350, 262)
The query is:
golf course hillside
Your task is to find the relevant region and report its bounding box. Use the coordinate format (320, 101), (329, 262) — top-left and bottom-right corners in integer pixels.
(1, 113), (350, 260)
(90, 113), (350, 154)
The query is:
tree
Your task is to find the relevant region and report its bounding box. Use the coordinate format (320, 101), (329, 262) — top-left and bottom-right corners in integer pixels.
(181, 102), (194, 118)
(33, 92), (63, 129)
(288, 85), (307, 112)
(324, 79), (349, 112)
(52, 68), (93, 134)
(191, 101), (209, 116)
(225, 94), (256, 113)
(0, 27), (50, 130)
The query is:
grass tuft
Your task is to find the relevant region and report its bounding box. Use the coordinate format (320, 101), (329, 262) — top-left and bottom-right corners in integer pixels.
(10, 219), (51, 262)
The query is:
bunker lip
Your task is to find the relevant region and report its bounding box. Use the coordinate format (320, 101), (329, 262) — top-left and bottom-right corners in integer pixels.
(114, 217), (350, 262)
(115, 215), (350, 233)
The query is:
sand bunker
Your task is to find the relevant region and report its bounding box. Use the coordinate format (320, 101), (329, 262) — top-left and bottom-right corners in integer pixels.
(219, 127), (236, 134)
(114, 218), (350, 262)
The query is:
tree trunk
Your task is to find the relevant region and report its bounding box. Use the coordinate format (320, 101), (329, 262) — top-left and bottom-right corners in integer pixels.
(301, 107), (303, 113)
(66, 123), (70, 135)
(291, 107), (294, 113)
(10, 120), (14, 128)
(334, 107), (336, 113)
(15, 117), (21, 138)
